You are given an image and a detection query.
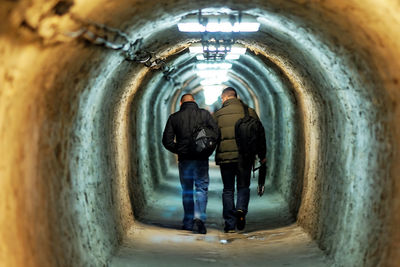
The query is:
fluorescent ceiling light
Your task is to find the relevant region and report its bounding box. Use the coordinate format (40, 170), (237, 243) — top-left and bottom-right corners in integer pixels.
(178, 16), (206, 32)
(189, 43), (247, 54)
(233, 22), (260, 32)
(178, 14), (260, 32)
(197, 63), (232, 70)
(194, 53), (242, 60)
(230, 46), (247, 54)
(208, 45), (217, 52)
(189, 43), (246, 60)
(196, 54), (205, 60)
(205, 22), (221, 32)
(177, 22), (206, 32)
(189, 44), (203, 53)
(195, 53), (242, 61)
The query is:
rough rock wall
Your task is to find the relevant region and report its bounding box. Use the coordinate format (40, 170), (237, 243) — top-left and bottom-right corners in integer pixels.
(0, 1), (399, 267)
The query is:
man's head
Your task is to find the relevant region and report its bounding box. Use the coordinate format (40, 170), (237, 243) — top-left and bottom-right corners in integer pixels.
(180, 93), (195, 105)
(221, 87), (237, 103)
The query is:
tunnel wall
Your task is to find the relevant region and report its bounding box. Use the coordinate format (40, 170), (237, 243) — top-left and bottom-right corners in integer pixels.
(132, 71), (166, 205)
(246, 4), (399, 265)
(0, 2), (155, 265)
(0, 37), (124, 266)
(69, 53), (124, 266)
(1, 1), (400, 267)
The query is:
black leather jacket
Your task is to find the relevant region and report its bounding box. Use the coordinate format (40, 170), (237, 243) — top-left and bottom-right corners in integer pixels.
(162, 101), (219, 161)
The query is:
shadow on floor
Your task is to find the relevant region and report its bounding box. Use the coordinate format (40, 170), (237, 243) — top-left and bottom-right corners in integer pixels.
(136, 166), (294, 233)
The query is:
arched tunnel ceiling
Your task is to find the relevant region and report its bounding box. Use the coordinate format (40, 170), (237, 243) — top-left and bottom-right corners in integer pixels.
(1, 1), (400, 267)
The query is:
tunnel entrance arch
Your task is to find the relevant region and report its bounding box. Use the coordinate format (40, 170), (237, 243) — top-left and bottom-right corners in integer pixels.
(1, 1), (398, 266)
(64, 5), (394, 266)
(67, 5), (392, 266)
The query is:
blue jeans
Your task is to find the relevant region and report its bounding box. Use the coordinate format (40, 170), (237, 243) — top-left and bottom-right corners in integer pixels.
(178, 160), (209, 229)
(220, 157), (253, 230)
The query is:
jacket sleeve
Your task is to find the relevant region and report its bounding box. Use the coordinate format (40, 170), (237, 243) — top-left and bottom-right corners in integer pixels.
(162, 116), (178, 154)
(257, 123), (267, 160)
(249, 108), (267, 160)
(207, 111), (220, 141)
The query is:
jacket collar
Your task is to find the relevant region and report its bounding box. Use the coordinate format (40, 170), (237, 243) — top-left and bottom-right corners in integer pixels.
(222, 97), (240, 107)
(180, 101), (198, 110)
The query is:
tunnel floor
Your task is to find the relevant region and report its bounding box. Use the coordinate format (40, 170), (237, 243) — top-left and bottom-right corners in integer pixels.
(110, 166), (331, 266)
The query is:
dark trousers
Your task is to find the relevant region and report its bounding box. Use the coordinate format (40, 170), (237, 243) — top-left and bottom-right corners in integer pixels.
(220, 157), (253, 229)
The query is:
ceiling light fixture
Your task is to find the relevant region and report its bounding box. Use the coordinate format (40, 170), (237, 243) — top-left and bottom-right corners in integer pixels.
(189, 43), (247, 61)
(180, 10), (256, 61)
(196, 54), (205, 60)
(178, 14), (260, 33)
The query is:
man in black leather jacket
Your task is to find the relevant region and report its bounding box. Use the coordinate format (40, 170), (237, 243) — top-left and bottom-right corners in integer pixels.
(162, 94), (219, 234)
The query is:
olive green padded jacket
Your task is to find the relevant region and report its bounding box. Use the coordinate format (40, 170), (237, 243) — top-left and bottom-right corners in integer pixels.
(213, 98), (259, 165)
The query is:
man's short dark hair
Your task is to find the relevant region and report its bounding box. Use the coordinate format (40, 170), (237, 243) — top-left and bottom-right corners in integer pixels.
(221, 87), (237, 98)
(180, 93), (195, 103)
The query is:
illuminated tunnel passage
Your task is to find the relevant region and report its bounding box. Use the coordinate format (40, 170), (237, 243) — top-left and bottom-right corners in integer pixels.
(0, 1), (399, 267)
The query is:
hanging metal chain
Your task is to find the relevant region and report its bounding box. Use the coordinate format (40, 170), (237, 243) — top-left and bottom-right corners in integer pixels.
(68, 17), (180, 82)
(13, 2), (179, 82)
(67, 15), (155, 64)
(64, 14), (175, 72)
(68, 14), (131, 50)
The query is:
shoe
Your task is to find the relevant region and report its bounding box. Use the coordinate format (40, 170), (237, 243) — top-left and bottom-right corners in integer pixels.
(224, 223), (236, 233)
(193, 219), (207, 234)
(224, 228), (236, 233)
(236, 210), (246, 231)
(181, 225), (193, 231)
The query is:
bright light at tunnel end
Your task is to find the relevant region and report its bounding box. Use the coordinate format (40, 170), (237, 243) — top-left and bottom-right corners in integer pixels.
(203, 85), (224, 105)
(197, 69), (228, 78)
(200, 77), (228, 85)
(196, 63), (232, 70)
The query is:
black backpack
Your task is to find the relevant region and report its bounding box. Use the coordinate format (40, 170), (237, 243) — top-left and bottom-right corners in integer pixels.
(235, 103), (266, 158)
(191, 110), (219, 157)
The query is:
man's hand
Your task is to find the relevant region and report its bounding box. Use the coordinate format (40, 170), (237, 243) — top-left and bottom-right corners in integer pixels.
(257, 185), (265, 197)
(257, 158), (267, 197)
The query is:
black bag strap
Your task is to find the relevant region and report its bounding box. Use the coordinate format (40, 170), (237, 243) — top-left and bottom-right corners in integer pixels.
(238, 101), (256, 173)
(193, 108), (207, 130)
(240, 101), (250, 118)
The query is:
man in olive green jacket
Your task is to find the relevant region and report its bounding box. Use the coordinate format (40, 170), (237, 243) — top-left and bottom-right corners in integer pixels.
(214, 87), (266, 232)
